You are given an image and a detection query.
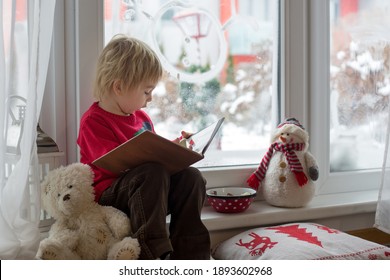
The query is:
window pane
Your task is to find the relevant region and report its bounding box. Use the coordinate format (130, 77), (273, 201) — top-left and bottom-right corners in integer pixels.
(330, 0), (390, 172)
(3, 0), (29, 152)
(104, 0), (276, 168)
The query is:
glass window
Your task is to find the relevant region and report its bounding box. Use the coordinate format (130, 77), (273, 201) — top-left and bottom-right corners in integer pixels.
(56, 0), (386, 193)
(329, 0), (390, 172)
(103, 0), (276, 169)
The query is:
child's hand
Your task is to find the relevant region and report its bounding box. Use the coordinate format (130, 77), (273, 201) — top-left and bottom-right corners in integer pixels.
(173, 131), (194, 149)
(180, 131), (193, 139)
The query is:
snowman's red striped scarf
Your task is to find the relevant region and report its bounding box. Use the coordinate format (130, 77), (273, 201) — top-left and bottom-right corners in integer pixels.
(247, 142), (308, 190)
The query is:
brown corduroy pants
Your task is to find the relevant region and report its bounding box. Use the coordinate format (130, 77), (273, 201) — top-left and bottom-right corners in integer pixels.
(99, 162), (210, 260)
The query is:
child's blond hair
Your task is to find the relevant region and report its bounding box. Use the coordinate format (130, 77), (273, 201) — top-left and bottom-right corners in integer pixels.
(93, 34), (163, 101)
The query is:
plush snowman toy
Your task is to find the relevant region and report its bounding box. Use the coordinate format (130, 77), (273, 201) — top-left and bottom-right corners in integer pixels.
(247, 118), (319, 207)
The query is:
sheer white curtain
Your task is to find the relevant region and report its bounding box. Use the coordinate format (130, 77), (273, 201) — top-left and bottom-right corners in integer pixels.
(376, 103), (390, 234)
(0, 0), (56, 259)
(371, 16), (390, 236)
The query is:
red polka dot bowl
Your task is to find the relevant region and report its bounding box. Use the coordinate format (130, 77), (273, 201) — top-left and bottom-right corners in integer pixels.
(206, 187), (257, 213)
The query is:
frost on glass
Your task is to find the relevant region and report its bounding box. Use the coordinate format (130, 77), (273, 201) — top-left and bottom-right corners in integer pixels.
(104, 0), (274, 167)
(330, 0), (390, 172)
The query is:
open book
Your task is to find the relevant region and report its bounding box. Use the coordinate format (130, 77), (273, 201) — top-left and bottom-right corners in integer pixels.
(92, 117), (225, 175)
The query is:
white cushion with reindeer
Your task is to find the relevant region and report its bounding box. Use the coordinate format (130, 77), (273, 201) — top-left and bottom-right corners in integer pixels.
(211, 223), (390, 260)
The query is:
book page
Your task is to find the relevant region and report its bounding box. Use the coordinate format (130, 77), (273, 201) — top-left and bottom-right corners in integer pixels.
(189, 118), (224, 155)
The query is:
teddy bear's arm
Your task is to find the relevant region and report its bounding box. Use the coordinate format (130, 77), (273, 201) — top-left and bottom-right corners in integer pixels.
(305, 151), (319, 181)
(48, 222), (80, 249)
(101, 206), (131, 239)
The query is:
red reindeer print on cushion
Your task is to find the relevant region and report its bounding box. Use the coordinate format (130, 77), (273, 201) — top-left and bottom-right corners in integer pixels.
(267, 224), (323, 247)
(314, 224), (340, 234)
(235, 232), (278, 257)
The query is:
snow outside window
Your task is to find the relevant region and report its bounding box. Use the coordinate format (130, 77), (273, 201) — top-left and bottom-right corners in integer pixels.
(103, 0), (277, 169)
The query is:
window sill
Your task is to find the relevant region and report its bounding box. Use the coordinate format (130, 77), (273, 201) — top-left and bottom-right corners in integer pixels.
(201, 190), (379, 232)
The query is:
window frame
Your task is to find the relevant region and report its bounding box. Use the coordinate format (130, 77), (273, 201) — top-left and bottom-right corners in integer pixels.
(48, 0), (381, 195)
(306, 0), (381, 195)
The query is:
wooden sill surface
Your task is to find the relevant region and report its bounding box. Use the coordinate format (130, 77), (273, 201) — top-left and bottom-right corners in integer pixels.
(347, 227), (390, 246)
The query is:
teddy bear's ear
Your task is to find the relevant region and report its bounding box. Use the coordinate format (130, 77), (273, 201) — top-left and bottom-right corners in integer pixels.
(81, 163), (93, 178)
(43, 184), (51, 195)
(70, 163), (94, 181)
(41, 169), (56, 196)
(40, 172), (55, 212)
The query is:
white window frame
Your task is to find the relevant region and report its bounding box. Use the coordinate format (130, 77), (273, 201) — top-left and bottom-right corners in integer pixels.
(46, 0), (381, 196)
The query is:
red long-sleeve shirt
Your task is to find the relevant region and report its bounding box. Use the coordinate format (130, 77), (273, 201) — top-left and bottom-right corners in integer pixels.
(77, 102), (155, 201)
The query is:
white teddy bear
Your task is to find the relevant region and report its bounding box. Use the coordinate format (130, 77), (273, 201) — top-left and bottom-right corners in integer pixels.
(247, 118), (319, 208)
(36, 163), (140, 260)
